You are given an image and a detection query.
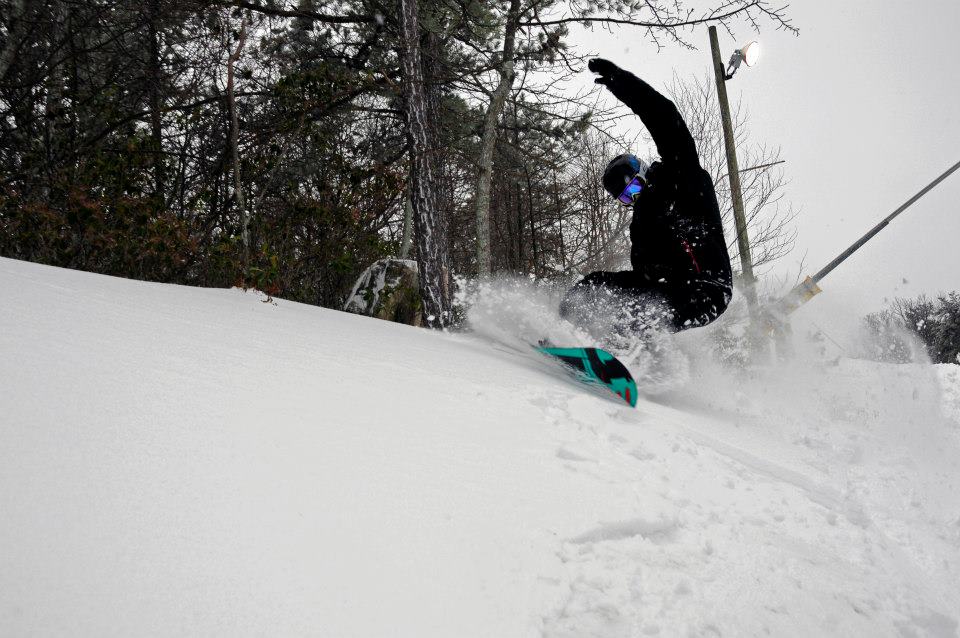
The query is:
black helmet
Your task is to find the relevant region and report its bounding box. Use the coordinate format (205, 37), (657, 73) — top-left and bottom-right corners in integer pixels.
(602, 153), (650, 200)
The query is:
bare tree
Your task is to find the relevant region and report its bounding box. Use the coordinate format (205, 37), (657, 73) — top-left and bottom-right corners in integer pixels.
(474, 0), (521, 276)
(146, 0), (165, 201)
(226, 13), (249, 269)
(667, 73), (797, 273)
(520, 0), (795, 47)
(470, 0), (797, 277)
(556, 130), (634, 274)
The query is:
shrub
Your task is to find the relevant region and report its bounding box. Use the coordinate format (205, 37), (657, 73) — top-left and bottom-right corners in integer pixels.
(861, 293), (960, 364)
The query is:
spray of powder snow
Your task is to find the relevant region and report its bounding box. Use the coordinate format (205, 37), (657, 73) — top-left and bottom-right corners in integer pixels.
(674, 304), (960, 602)
(665, 289), (948, 417)
(662, 292), (960, 529)
(463, 277), (693, 393)
(465, 277), (957, 445)
(464, 277), (589, 351)
(465, 277), (960, 599)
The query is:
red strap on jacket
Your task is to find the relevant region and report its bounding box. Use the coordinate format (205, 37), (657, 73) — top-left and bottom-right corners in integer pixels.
(681, 239), (702, 274)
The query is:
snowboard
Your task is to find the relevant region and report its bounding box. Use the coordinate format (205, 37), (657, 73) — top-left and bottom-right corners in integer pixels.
(537, 346), (638, 407)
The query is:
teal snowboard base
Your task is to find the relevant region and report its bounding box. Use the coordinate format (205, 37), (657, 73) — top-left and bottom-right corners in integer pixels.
(537, 346), (638, 407)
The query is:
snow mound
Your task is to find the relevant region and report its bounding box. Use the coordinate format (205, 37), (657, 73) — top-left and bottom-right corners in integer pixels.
(937, 363), (960, 427)
(2, 257), (959, 637)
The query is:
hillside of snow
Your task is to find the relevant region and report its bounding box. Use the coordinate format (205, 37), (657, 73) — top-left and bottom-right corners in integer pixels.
(2, 256), (959, 637)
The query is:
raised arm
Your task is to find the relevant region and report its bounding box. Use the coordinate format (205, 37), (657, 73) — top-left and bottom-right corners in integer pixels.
(589, 58), (698, 165)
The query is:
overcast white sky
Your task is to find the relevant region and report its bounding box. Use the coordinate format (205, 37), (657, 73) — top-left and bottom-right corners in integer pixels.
(568, 0), (960, 316)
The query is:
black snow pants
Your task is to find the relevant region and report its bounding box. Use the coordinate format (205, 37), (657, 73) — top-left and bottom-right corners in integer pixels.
(559, 270), (731, 335)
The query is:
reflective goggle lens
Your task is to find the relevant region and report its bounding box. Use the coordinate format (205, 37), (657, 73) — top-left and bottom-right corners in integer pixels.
(617, 176), (644, 204)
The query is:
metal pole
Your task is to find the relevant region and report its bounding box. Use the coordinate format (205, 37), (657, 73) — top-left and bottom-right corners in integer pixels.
(769, 158), (960, 321)
(812, 158), (960, 283)
(709, 25), (758, 311)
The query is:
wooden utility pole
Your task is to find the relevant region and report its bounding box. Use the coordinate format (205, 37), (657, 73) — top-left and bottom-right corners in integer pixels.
(708, 25), (759, 312)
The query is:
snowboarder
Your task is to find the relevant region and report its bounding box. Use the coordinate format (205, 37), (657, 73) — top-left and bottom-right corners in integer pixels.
(561, 58), (733, 341)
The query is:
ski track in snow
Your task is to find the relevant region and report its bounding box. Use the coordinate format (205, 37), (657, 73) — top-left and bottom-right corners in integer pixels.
(466, 278), (960, 637)
(2, 259), (960, 637)
(534, 390), (960, 638)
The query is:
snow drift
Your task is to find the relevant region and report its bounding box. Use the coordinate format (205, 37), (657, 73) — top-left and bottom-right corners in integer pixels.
(2, 257), (959, 637)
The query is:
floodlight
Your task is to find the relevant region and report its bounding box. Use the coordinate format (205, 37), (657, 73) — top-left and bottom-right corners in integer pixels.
(724, 40), (761, 79)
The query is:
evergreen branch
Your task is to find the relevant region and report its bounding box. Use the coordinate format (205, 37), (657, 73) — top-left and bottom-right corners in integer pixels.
(203, 0), (374, 24)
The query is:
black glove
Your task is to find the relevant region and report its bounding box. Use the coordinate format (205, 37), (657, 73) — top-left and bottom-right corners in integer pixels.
(588, 58), (622, 87)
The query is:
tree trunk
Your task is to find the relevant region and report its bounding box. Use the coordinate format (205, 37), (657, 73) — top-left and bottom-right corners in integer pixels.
(515, 180), (523, 271)
(525, 165), (538, 278)
(399, 0), (450, 328)
(511, 101), (522, 272)
(227, 17), (249, 270)
(146, 0), (165, 202)
(399, 189), (413, 259)
(474, 0), (521, 276)
(42, 0), (66, 203)
(0, 0), (30, 83)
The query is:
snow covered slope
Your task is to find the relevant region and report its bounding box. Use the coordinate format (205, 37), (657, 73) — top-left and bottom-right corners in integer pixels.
(2, 256), (959, 637)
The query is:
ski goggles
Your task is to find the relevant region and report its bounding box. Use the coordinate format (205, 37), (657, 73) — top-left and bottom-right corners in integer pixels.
(617, 174), (645, 205)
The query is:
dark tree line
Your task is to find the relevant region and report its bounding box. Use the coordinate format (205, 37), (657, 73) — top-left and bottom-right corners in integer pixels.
(0, 0), (795, 319)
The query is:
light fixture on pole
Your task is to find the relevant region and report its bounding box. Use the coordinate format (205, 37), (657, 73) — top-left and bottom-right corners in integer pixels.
(725, 41), (760, 80)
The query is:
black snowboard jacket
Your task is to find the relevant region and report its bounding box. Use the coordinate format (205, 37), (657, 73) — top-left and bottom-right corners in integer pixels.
(602, 68), (733, 326)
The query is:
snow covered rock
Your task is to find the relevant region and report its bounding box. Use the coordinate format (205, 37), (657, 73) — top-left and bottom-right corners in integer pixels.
(343, 257), (421, 326)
